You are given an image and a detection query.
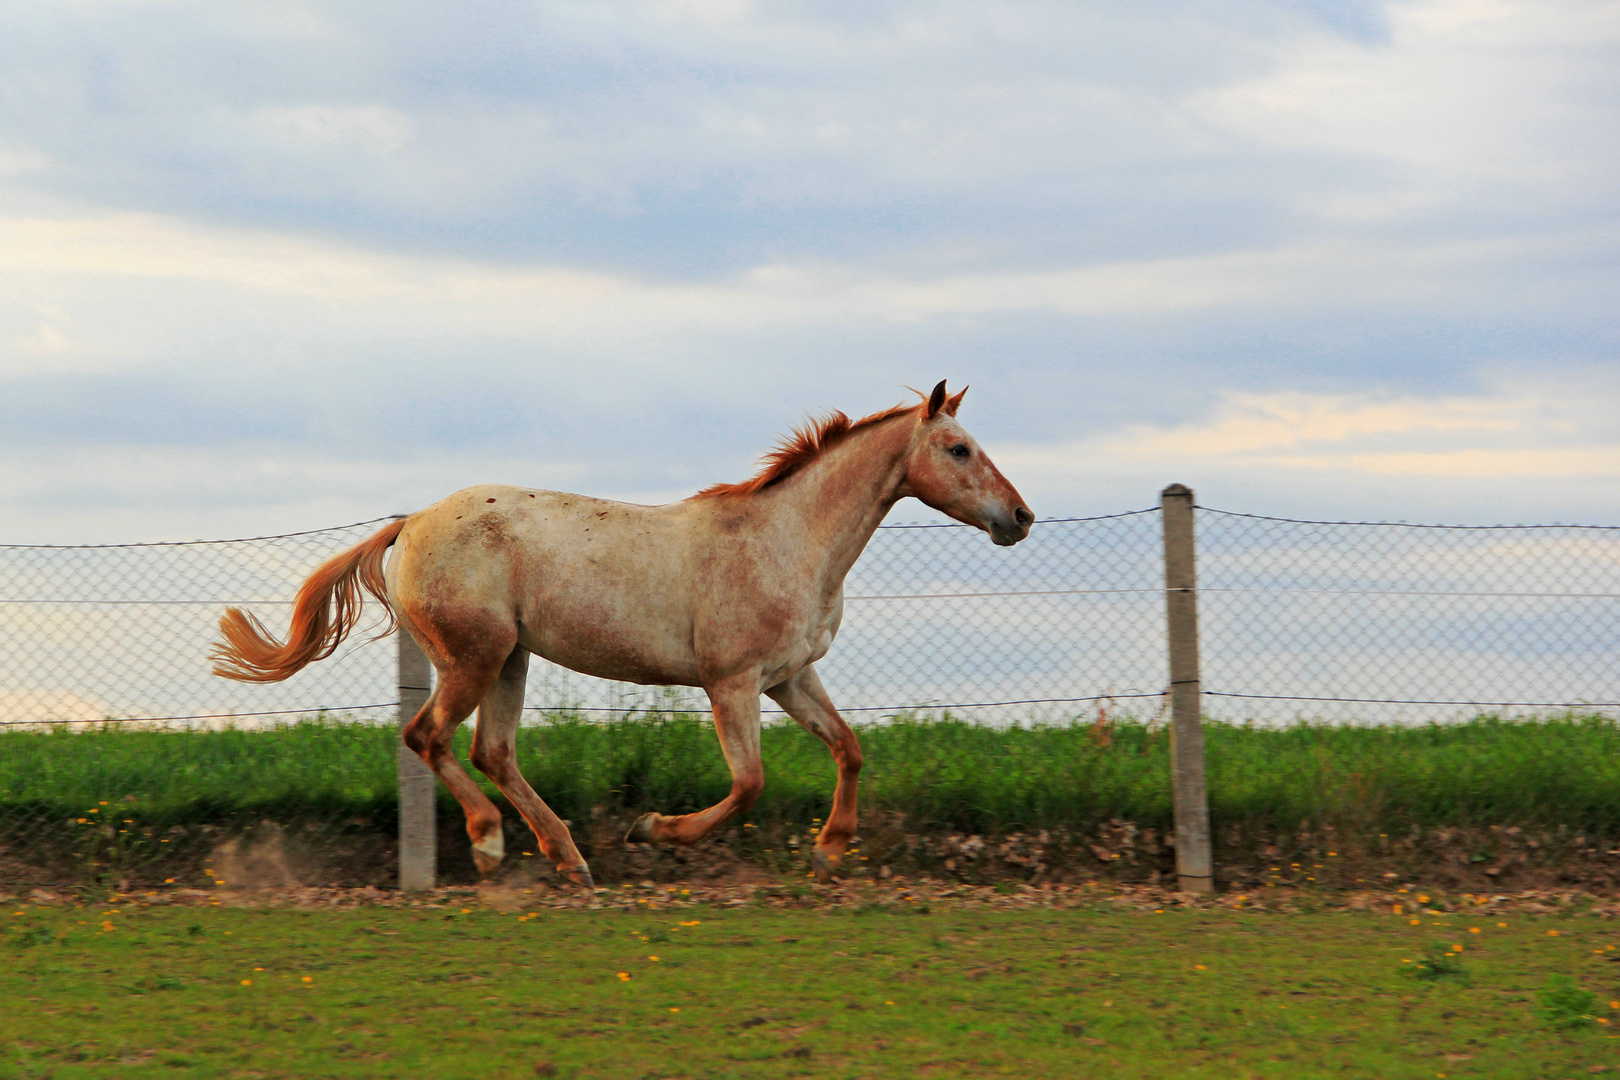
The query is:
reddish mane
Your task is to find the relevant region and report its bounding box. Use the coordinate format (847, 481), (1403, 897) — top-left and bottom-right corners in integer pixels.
(698, 401), (918, 498)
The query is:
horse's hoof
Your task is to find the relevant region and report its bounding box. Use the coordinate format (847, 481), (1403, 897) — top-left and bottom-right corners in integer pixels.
(471, 829), (505, 876)
(624, 813), (661, 845)
(563, 865), (595, 889)
(811, 848), (837, 884)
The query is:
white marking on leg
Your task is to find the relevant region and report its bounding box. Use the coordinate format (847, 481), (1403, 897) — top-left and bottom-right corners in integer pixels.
(473, 830), (505, 861)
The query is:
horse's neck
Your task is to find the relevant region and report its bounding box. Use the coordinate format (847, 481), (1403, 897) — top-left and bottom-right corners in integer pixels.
(778, 419), (911, 592)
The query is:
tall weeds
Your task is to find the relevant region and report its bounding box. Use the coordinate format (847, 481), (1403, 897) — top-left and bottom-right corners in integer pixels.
(0, 712), (1614, 839)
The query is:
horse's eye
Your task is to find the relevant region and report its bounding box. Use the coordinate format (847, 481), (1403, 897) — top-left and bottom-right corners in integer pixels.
(949, 444), (970, 459)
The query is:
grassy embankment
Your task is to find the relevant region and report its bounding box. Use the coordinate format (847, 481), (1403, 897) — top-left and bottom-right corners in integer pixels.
(1, 902), (1617, 1078)
(1, 714), (1616, 887)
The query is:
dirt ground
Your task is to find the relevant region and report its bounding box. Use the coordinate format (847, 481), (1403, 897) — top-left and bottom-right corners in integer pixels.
(6, 806), (1617, 899)
(8, 871), (1620, 920)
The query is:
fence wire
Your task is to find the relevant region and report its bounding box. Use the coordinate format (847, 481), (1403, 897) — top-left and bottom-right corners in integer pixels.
(1197, 508), (1620, 724)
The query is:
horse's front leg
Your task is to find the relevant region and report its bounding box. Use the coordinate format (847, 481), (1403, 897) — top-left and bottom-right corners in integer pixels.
(764, 664), (862, 884)
(624, 672), (762, 845)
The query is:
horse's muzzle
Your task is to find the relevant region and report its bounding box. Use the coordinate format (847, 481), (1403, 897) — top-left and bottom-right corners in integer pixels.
(989, 505), (1034, 546)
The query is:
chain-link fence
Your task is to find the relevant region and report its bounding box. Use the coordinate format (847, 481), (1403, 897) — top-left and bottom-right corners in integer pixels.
(0, 520), (398, 728)
(0, 521), (401, 888)
(2, 499), (1617, 887)
(1197, 510), (1620, 725)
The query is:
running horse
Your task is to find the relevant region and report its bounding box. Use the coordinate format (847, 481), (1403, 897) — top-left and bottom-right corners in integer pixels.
(212, 382), (1032, 886)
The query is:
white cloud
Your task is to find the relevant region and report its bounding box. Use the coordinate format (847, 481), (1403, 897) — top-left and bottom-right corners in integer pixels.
(999, 378), (1620, 512)
(1289, 446), (1620, 477)
(1, 208), (1605, 345)
(1, 318), (109, 378)
(1401, 0), (1518, 34)
(1102, 390), (1526, 457)
(0, 441), (600, 545)
(975, 388), (1620, 531)
(254, 104), (414, 153)
(1195, 0), (1620, 224)
(647, 0), (756, 28)
(16, 323), (71, 354)
(0, 141), (49, 178)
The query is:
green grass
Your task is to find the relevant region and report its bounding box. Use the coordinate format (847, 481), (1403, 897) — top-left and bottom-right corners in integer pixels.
(5, 712), (1619, 832)
(0, 902), (1616, 1078)
(2, 713), (1617, 884)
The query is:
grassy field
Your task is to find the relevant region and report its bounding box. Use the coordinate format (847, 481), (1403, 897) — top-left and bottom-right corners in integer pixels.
(4, 712), (1618, 832)
(2, 713), (1618, 886)
(1, 899), (1616, 1078)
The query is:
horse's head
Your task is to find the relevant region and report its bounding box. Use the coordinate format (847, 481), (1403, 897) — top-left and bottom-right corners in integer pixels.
(899, 381), (1033, 546)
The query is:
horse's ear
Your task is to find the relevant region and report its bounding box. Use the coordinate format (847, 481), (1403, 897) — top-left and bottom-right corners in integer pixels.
(944, 385), (968, 416)
(926, 380), (948, 418)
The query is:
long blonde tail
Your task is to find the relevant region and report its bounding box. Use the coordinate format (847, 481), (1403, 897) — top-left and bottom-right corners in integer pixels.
(211, 518), (408, 683)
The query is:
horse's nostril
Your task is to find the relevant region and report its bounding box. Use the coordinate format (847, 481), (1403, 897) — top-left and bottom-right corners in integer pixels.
(1014, 507), (1033, 527)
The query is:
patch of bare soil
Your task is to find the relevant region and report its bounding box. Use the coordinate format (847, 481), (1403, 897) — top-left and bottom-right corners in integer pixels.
(3, 808), (1616, 897)
(5, 876), (1618, 918)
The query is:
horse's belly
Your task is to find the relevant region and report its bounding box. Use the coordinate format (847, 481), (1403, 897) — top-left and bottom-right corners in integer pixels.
(521, 621), (701, 688)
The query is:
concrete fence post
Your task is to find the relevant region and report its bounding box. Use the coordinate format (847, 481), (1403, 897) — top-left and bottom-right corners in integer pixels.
(1161, 484), (1213, 894)
(395, 545), (436, 892)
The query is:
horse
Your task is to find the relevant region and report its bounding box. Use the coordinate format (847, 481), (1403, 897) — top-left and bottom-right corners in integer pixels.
(212, 380), (1032, 886)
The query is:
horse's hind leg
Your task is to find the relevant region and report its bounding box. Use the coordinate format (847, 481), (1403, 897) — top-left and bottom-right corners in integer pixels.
(399, 622), (513, 877)
(468, 645), (593, 888)
(765, 665), (862, 884)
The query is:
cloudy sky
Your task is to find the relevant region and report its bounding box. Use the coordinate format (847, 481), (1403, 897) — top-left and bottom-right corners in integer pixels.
(3, 0), (1617, 544)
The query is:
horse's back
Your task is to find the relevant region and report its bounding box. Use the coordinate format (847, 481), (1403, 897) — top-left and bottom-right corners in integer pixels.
(392, 485), (704, 684)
